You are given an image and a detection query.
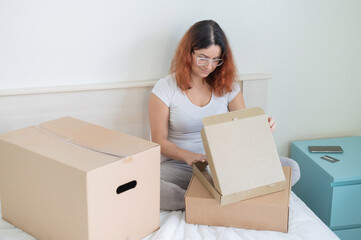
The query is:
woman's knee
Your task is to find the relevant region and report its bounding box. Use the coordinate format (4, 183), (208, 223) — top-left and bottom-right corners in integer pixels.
(161, 161), (193, 190)
(279, 156), (300, 186)
(160, 179), (186, 211)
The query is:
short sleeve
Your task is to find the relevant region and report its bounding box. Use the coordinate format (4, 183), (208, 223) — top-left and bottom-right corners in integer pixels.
(227, 82), (241, 103)
(151, 75), (175, 107)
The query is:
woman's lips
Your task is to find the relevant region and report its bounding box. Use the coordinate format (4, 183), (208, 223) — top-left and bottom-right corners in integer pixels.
(201, 69), (211, 74)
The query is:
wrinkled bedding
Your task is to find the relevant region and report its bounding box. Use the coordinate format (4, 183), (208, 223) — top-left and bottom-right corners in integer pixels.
(0, 192), (339, 240)
(144, 192), (339, 240)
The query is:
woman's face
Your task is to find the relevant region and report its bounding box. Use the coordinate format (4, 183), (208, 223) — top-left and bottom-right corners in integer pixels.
(191, 44), (222, 80)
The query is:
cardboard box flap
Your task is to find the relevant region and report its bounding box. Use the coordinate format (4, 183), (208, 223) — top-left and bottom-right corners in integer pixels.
(201, 107), (285, 197)
(188, 166), (291, 205)
(0, 117), (159, 172)
(38, 117), (158, 157)
(0, 126), (119, 171)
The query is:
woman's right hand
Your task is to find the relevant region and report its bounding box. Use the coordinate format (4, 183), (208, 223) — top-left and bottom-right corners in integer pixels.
(184, 152), (207, 166)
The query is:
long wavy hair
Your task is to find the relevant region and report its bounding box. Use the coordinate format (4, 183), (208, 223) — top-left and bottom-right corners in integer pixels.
(170, 20), (237, 96)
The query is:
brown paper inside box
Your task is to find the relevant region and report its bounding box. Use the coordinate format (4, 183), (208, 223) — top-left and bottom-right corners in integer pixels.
(193, 107), (287, 205)
(0, 117), (160, 240)
(185, 166), (291, 232)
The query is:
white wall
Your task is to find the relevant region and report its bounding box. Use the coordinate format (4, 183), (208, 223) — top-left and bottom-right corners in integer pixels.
(1, 0), (361, 156)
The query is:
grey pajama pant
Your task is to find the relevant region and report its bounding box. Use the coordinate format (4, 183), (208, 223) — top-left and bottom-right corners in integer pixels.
(160, 156), (301, 211)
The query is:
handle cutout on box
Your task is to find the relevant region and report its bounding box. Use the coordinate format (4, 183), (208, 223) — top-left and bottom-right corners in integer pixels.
(116, 180), (137, 194)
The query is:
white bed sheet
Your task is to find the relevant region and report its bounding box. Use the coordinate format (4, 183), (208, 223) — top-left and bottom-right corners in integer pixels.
(0, 192), (339, 240)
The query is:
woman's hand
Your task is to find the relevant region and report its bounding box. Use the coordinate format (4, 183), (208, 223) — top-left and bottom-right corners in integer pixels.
(268, 117), (277, 133)
(184, 152), (207, 166)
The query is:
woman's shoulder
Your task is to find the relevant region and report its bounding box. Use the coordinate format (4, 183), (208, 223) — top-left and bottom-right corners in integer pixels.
(155, 74), (177, 89)
(227, 82), (241, 102)
(151, 74), (179, 107)
(216, 81), (241, 102)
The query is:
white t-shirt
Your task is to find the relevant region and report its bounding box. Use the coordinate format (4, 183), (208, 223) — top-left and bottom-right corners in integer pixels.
(151, 74), (240, 162)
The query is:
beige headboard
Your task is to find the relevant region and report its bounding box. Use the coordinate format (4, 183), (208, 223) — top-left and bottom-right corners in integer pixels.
(0, 73), (271, 139)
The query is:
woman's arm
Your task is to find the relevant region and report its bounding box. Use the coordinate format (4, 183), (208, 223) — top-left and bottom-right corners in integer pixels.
(228, 91), (276, 133)
(149, 93), (207, 166)
(228, 91), (246, 111)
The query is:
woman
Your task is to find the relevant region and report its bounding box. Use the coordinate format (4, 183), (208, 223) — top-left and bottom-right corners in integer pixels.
(149, 20), (300, 211)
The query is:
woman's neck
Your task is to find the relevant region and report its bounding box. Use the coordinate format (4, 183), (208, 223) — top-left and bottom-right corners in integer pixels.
(190, 73), (205, 88)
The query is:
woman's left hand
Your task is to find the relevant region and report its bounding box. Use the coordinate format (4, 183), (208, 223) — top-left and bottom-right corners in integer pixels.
(268, 117), (276, 133)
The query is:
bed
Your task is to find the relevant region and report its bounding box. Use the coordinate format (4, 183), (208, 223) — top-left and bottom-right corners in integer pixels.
(0, 74), (339, 240)
(0, 192), (339, 240)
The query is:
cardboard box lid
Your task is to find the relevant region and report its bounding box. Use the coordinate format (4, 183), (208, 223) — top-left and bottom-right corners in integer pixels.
(0, 117), (158, 171)
(200, 107), (286, 198)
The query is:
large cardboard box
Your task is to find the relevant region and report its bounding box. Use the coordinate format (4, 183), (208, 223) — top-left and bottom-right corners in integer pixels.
(185, 167), (291, 232)
(194, 107), (286, 205)
(0, 117), (160, 240)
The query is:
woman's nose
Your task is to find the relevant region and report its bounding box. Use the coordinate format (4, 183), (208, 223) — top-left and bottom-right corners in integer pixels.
(205, 61), (213, 70)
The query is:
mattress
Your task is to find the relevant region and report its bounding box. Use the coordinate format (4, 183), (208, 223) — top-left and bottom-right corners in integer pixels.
(0, 192), (339, 240)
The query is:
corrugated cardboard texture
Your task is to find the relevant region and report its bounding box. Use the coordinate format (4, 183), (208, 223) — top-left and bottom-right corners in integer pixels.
(185, 167), (291, 232)
(0, 117), (160, 240)
(200, 107), (286, 202)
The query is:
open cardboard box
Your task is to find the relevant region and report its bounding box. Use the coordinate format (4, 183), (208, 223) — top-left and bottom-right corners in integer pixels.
(185, 166), (292, 232)
(0, 117), (160, 240)
(194, 107), (287, 205)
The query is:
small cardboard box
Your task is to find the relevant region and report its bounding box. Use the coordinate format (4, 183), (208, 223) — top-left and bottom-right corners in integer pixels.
(0, 117), (160, 240)
(194, 107), (286, 205)
(185, 167), (291, 232)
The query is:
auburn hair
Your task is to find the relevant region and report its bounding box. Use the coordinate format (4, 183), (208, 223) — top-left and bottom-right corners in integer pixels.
(170, 20), (237, 96)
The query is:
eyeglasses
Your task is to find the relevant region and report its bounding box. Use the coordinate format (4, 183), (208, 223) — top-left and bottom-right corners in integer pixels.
(193, 52), (223, 67)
